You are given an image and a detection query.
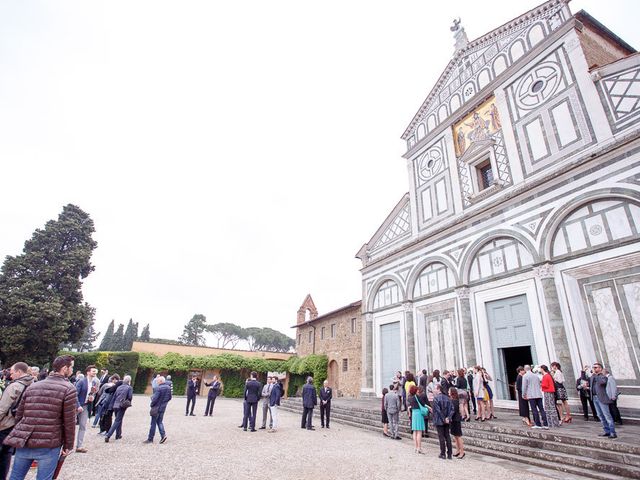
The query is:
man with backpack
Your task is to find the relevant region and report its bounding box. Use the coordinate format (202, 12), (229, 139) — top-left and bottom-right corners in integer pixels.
(0, 362), (34, 480)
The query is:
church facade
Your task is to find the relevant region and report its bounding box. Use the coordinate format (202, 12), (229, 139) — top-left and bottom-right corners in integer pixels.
(357, 0), (640, 409)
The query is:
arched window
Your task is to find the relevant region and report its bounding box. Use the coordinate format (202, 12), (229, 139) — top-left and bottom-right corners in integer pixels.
(552, 199), (640, 258)
(373, 280), (401, 309)
(413, 262), (455, 298)
(469, 237), (534, 282)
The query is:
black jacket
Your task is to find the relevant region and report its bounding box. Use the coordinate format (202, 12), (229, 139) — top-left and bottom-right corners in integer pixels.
(244, 379), (261, 404)
(302, 383), (317, 408)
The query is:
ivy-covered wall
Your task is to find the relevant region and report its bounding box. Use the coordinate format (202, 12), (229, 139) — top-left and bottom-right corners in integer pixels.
(61, 350), (328, 397)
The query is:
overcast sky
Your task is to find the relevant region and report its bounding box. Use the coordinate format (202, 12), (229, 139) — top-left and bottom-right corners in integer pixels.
(0, 1), (638, 347)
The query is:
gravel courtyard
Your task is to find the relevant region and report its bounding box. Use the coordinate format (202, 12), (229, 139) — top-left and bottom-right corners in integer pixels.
(23, 395), (559, 480)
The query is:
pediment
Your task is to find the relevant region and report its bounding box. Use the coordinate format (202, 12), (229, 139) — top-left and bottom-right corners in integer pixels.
(367, 193), (412, 254)
(458, 139), (495, 164)
(402, 0), (571, 147)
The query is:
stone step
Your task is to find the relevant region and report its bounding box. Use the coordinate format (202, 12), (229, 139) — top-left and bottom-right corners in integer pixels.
(279, 402), (640, 479)
(280, 399), (640, 456)
(278, 407), (624, 480)
(321, 407), (640, 466)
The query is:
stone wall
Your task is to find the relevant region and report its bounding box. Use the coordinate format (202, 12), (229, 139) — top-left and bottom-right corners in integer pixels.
(294, 303), (362, 398)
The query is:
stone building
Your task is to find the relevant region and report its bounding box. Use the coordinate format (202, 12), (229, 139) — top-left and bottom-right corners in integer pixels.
(357, 0), (640, 410)
(293, 295), (363, 397)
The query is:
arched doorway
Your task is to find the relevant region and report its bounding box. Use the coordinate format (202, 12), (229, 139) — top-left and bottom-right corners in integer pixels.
(328, 360), (339, 392)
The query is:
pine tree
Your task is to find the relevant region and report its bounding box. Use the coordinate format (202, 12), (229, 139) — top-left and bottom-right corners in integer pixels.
(0, 204), (98, 365)
(178, 314), (207, 346)
(111, 323), (125, 351)
(98, 320), (115, 351)
(139, 324), (151, 342)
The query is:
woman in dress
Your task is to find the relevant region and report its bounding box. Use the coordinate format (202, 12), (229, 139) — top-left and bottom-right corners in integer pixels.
(540, 365), (560, 428)
(409, 385), (429, 454)
(551, 362), (572, 423)
(482, 368), (497, 419)
(449, 388), (465, 459)
(454, 368), (470, 421)
(473, 366), (487, 421)
(381, 387), (390, 437)
(515, 366), (531, 427)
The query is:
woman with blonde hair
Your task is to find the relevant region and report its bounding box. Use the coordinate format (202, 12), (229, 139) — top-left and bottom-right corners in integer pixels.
(473, 366), (487, 421)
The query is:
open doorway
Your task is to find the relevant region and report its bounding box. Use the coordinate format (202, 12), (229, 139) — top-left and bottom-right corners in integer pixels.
(501, 346), (533, 400)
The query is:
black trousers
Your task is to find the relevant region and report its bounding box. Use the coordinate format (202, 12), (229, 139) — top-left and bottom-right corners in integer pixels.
(100, 409), (113, 433)
(186, 396), (196, 415)
(609, 400), (623, 424)
(301, 407), (314, 428)
(0, 428), (12, 480)
(436, 424), (452, 457)
(320, 402), (331, 427)
(205, 395), (217, 416)
(242, 401), (258, 430)
(579, 395), (598, 420)
(469, 393), (476, 414)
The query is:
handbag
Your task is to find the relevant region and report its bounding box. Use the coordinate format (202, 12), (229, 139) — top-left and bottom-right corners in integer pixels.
(150, 406), (159, 417)
(121, 399), (132, 409)
(415, 397), (430, 417)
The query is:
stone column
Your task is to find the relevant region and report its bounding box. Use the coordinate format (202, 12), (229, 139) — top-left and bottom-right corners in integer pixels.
(456, 287), (477, 367)
(534, 263), (577, 397)
(360, 313), (375, 397)
(403, 302), (416, 372)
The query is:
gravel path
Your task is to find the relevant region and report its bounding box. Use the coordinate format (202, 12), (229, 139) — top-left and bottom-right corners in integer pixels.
(22, 395), (550, 479)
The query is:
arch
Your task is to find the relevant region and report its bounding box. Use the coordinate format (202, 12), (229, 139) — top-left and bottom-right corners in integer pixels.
(406, 256), (460, 300)
(450, 93), (461, 113)
(509, 39), (526, 63)
(328, 359), (339, 391)
(427, 114), (437, 132)
(492, 54), (508, 77)
(459, 230), (540, 285)
(527, 22), (546, 48)
(540, 188), (640, 261)
(417, 122), (426, 141)
(367, 275), (406, 312)
(477, 68), (492, 90)
(438, 104), (449, 122)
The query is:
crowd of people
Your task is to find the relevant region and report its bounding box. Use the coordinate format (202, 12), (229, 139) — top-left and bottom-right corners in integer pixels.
(0, 355), (625, 478)
(383, 360), (623, 460)
(0, 356), (176, 480)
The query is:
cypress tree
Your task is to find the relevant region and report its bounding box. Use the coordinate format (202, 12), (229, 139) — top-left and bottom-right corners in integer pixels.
(98, 320), (115, 351)
(111, 323), (125, 351)
(139, 324), (151, 342)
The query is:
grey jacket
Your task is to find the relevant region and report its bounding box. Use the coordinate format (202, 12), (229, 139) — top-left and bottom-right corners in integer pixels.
(521, 371), (542, 399)
(590, 374), (613, 404)
(384, 390), (401, 415)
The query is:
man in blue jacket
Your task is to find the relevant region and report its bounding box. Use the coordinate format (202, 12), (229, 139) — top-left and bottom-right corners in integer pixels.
(268, 377), (282, 433)
(144, 376), (172, 444)
(301, 377), (317, 430)
(432, 384), (455, 459)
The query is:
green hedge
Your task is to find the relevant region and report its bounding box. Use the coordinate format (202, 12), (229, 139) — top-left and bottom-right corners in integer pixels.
(60, 351), (328, 396)
(219, 368), (246, 398)
(60, 351), (140, 384)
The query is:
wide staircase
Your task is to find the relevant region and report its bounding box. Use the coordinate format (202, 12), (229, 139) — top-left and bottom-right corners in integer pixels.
(279, 397), (640, 479)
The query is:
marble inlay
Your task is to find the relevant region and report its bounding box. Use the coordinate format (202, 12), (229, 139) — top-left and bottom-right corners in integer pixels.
(592, 287), (636, 380)
(623, 282), (640, 350)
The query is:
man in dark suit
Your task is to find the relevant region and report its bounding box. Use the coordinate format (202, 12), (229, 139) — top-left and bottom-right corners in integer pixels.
(186, 375), (199, 416)
(301, 376), (317, 430)
(241, 371), (261, 431)
(319, 380), (332, 429)
(204, 375), (221, 417)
